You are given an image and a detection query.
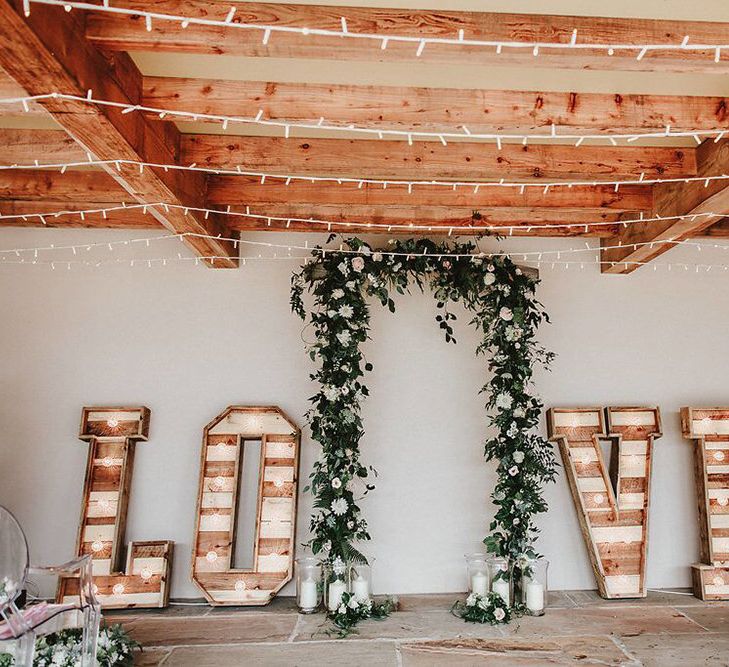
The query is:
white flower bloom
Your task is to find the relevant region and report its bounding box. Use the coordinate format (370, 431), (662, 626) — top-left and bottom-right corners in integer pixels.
(500, 307), (513, 321)
(442, 260), (452, 269)
(352, 256), (365, 272)
(508, 465), (519, 476)
(348, 596), (359, 608)
(331, 498), (349, 515)
(338, 304), (354, 318)
(338, 262), (349, 275)
(484, 273), (496, 285)
(495, 393), (513, 409)
(494, 607), (506, 621)
(516, 268), (522, 276)
(338, 604), (347, 614)
(331, 477), (342, 489)
(323, 386), (339, 401)
(478, 598), (489, 611)
(346, 280), (356, 290)
(340, 385), (350, 395)
(507, 422), (519, 438)
(513, 451), (525, 464)
(332, 289), (344, 299)
(494, 490), (505, 501)
(372, 253), (383, 262)
(347, 520), (355, 529)
(336, 331), (352, 345)
(513, 407), (526, 418)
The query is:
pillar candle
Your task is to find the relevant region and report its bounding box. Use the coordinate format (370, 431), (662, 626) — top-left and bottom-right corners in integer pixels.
(525, 580), (544, 612)
(492, 578), (510, 605)
(352, 575), (370, 602)
(327, 579), (346, 611)
(470, 571), (488, 596)
(298, 578), (318, 610)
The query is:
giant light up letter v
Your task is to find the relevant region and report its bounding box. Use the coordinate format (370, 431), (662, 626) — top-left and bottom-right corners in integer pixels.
(191, 406), (300, 605)
(681, 407), (729, 600)
(58, 407), (173, 609)
(548, 407), (661, 598)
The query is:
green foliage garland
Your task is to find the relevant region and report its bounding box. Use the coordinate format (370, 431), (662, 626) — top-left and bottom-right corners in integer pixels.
(291, 236), (555, 571)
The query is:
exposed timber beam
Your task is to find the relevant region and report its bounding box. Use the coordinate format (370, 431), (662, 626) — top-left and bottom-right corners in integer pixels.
(144, 77), (729, 135)
(0, 201), (162, 228)
(183, 136), (694, 181)
(0, 0), (237, 266)
(601, 139), (729, 273)
(85, 2), (729, 74)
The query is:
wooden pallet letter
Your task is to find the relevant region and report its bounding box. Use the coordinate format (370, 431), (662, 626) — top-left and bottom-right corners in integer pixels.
(547, 407), (661, 598)
(681, 407), (729, 600)
(58, 407), (173, 609)
(192, 406), (300, 605)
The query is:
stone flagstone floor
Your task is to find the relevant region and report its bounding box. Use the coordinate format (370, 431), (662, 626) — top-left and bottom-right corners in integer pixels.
(105, 590), (729, 666)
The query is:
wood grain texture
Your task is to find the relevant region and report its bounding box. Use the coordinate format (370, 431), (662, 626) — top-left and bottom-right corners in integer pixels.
(86, 2), (729, 73)
(548, 407), (662, 599)
(0, 0), (237, 267)
(143, 77), (729, 134)
(191, 406), (300, 606)
(58, 407), (174, 610)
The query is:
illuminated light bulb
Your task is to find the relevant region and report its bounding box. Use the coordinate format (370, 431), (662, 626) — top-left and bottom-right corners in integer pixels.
(713, 575), (725, 586)
(593, 494), (604, 505)
(235, 580), (246, 592)
(718, 496), (729, 507)
(140, 567), (153, 581)
(112, 583), (125, 595)
(216, 441), (227, 451)
(714, 451), (726, 461)
(106, 417), (119, 428)
(99, 499), (111, 510)
(206, 551), (218, 562)
(581, 455), (591, 465)
(214, 476), (225, 489)
(91, 540), (104, 553)
(102, 457), (114, 467)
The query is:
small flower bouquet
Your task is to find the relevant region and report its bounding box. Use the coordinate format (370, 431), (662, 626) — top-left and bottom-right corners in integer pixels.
(327, 592), (396, 637)
(451, 592), (511, 625)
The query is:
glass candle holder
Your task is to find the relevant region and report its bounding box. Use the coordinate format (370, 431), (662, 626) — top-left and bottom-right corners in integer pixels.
(489, 556), (512, 606)
(323, 560), (348, 612)
(348, 560), (373, 603)
(521, 558), (548, 616)
(464, 553), (490, 597)
(295, 557), (322, 613)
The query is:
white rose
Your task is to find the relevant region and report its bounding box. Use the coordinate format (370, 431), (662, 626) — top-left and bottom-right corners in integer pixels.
(352, 256), (365, 272)
(508, 465), (519, 476)
(331, 477), (342, 489)
(336, 331), (352, 345)
(372, 253), (383, 262)
(494, 607), (505, 621)
(348, 597), (359, 608)
(500, 307), (513, 321)
(338, 262), (349, 275)
(484, 273), (496, 285)
(338, 604), (347, 614)
(332, 289), (344, 299)
(513, 451), (525, 463)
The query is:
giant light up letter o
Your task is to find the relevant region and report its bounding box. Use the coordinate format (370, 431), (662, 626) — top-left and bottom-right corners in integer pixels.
(58, 407), (173, 609)
(191, 406), (300, 605)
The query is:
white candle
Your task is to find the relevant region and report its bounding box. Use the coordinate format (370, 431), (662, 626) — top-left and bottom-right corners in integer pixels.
(298, 578), (318, 610)
(327, 579), (346, 611)
(492, 578), (510, 605)
(471, 571), (488, 596)
(352, 575), (370, 602)
(525, 581), (544, 612)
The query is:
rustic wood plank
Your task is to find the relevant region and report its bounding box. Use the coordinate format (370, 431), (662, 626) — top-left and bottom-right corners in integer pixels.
(86, 2), (729, 73)
(208, 176), (652, 211)
(0, 201), (163, 228)
(601, 139), (729, 273)
(0, 0), (237, 267)
(0, 170), (134, 202)
(144, 77), (729, 134)
(0, 129), (87, 164)
(183, 136), (695, 181)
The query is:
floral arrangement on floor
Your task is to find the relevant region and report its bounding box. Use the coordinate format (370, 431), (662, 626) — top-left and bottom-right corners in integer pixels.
(327, 592), (397, 637)
(451, 592), (511, 625)
(0, 624), (138, 666)
(291, 237), (556, 626)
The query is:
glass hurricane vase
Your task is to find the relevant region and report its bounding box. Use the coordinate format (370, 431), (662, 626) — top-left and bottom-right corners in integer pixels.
(520, 558), (548, 616)
(464, 553), (490, 597)
(295, 557), (322, 614)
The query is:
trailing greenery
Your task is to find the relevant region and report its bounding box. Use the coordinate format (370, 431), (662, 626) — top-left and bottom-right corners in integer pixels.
(0, 624), (138, 666)
(326, 592), (397, 637)
(451, 592), (511, 625)
(291, 236), (555, 608)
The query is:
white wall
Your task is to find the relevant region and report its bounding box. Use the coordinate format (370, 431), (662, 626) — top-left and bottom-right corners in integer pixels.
(0, 229), (726, 599)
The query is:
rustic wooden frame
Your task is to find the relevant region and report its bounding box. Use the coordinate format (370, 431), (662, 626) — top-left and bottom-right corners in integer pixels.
(57, 407), (174, 609)
(547, 406), (662, 598)
(681, 407), (729, 600)
(191, 406), (300, 605)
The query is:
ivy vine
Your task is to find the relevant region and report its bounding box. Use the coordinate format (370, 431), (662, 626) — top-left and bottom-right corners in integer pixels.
(291, 236), (556, 571)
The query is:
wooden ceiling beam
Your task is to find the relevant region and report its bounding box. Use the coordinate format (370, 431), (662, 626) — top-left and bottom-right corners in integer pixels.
(183, 136), (694, 181)
(0, 0), (237, 267)
(222, 204), (623, 237)
(85, 2), (729, 74)
(0, 169), (134, 202)
(0, 201), (162, 228)
(144, 77), (729, 135)
(601, 139), (729, 273)
(207, 176), (651, 211)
